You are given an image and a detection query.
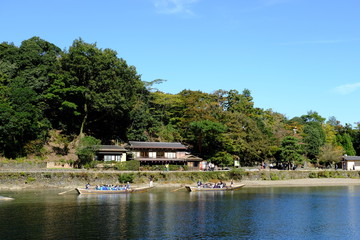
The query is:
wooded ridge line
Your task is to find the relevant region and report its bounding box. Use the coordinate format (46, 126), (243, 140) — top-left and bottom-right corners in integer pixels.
(1, 37), (359, 168)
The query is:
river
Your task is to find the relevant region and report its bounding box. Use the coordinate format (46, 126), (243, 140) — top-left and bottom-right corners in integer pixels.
(0, 186), (360, 239)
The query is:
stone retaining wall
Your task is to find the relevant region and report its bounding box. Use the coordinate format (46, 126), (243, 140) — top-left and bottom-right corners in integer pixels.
(0, 170), (359, 189)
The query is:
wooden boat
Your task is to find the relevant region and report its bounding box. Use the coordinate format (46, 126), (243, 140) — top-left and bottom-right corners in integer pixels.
(76, 186), (155, 195)
(185, 184), (245, 192)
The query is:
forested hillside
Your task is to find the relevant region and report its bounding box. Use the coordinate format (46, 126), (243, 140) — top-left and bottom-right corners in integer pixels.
(1, 37), (359, 167)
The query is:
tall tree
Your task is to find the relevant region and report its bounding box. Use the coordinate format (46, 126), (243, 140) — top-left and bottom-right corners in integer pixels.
(280, 136), (304, 169)
(188, 120), (227, 158)
(58, 39), (148, 142)
(303, 121), (325, 162)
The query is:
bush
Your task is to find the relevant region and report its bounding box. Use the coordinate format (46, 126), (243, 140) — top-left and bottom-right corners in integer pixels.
(84, 161), (97, 169)
(114, 160), (140, 171)
(24, 139), (45, 156)
(318, 171), (330, 178)
(309, 172), (318, 178)
(261, 172), (268, 180)
(229, 168), (246, 180)
(26, 177), (36, 183)
(126, 160), (140, 171)
(118, 173), (134, 183)
(270, 172), (279, 180)
(76, 136), (101, 167)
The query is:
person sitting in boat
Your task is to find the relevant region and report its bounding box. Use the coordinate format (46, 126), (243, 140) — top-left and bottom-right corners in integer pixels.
(126, 182), (131, 189)
(197, 180), (202, 188)
(85, 183), (90, 189)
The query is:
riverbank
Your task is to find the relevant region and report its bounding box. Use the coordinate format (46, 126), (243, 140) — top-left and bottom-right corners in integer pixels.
(0, 169), (360, 190)
(240, 178), (360, 187)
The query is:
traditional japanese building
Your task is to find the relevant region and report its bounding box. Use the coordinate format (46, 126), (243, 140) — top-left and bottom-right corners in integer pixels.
(127, 141), (203, 170)
(95, 145), (127, 162)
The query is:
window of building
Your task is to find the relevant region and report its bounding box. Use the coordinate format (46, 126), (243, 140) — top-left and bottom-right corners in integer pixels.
(140, 152), (148, 157)
(157, 151), (164, 158)
(104, 155), (115, 161)
(149, 152), (157, 158)
(165, 152), (176, 159)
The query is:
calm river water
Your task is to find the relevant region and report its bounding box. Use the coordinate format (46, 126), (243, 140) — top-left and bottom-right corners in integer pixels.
(1, 186), (360, 239)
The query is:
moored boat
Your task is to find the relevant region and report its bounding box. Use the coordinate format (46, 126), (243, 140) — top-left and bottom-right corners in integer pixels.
(185, 184), (245, 192)
(76, 186), (155, 194)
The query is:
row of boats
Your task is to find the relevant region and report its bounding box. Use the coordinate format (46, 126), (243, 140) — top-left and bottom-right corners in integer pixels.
(75, 183), (245, 194)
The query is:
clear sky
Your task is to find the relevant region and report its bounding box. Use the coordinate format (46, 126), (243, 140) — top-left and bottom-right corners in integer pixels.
(1, 0), (360, 125)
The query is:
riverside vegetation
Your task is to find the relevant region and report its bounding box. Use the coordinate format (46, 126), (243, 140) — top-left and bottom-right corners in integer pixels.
(0, 169), (359, 189)
(1, 37), (360, 170)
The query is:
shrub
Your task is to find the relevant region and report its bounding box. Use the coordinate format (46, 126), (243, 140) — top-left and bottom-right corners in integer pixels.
(229, 168), (246, 180)
(118, 173), (134, 183)
(84, 161), (97, 169)
(270, 172), (279, 180)
(261, 172), (268, 180)
(114, 160), (140, 171)
(24, 139), (45, 156)
(76, 136), (101, 167)
(26, 177), (36, 183)
(318, 171), (330, 178)
(126, 160), (140, 171)
(309, 172), (318, 178)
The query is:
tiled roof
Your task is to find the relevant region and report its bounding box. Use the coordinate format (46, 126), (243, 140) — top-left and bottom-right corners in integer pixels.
(128, 141), (187, 149)
(97, 145), (127, 151)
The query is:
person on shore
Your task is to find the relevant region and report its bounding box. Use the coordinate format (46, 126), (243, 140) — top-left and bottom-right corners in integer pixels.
(149, 176), (153, 187)
(126, 182), (131, 189)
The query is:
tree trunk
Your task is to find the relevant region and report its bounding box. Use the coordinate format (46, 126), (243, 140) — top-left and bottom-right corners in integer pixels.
(79, 102), (88, 139)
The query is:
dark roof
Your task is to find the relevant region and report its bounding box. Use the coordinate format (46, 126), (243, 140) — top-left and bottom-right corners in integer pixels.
(136, 158), (187, 162)
(343, 156), (360, 161)
(184, 154), (203, 161)
(128, 141), (187, 149)
(97, 145), (127, 152)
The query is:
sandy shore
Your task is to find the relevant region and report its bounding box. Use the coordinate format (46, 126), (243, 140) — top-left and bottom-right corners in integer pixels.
(152, 178), (360, 188)
(240, 178), (360, 187)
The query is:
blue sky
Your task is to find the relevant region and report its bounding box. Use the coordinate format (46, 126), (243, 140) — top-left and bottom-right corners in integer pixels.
(1, 0), (360, 125)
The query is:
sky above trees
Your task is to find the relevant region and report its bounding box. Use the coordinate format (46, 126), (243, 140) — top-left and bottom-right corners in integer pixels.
(1, 0), (360, 125)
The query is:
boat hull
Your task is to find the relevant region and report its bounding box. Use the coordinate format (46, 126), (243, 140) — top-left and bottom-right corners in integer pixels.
(76, 186), (154, 194)
(185, 184), (245, 192)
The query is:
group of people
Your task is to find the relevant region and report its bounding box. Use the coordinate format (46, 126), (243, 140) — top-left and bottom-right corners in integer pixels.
(86, 183), (131, 191)
(197, 180), (229, 189)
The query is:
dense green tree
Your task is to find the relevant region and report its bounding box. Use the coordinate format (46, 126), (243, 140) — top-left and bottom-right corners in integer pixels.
(337, 133), (356, 156)
(223, 111), (271, 166)
(226, 89), (254, 115)
(188, 120), (227, 158)
(59, 39), (148, 141)
(303, 121), (326, 162)
(0, 81), (50, 158)
(76, 135), (101, 167)
(279, 136), (304, 169)
(352, 123), (360, 155)
(301, 110), (325, 123)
